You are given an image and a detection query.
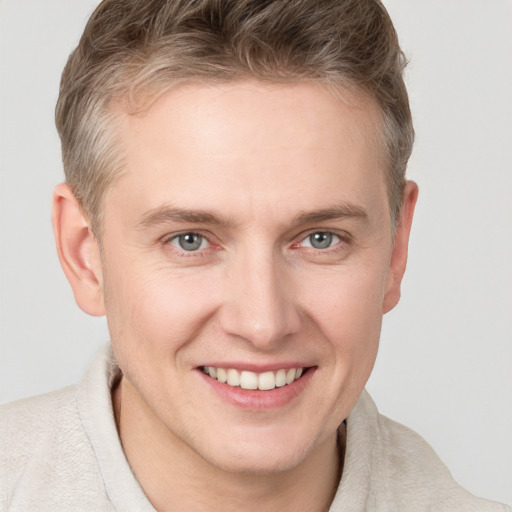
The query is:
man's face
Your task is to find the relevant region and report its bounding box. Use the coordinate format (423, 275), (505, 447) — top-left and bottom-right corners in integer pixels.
(99, 81), (403, 474)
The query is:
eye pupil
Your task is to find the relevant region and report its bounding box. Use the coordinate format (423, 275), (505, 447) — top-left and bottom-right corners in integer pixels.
(310, 232), (332, 249)
(178, 233), (202, 251)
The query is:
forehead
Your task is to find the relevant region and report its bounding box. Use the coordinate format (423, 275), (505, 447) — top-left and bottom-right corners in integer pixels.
(106, 80), (388, 228)
(124, 80), (383, 161)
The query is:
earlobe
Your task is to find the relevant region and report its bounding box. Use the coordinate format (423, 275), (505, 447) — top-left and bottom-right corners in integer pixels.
(52, 183), (106, 316)
(382, 181), (419, 314)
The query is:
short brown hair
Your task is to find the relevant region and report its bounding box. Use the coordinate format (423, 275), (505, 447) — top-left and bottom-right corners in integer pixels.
(56, 0), (413, 233)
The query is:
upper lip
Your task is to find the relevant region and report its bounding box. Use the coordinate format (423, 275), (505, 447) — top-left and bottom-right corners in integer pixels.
(198, 362), (313, 373)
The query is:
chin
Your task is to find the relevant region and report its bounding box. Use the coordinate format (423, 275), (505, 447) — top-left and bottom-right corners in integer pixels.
(205, 448), (307, 476)
(192, 426), (319, 476)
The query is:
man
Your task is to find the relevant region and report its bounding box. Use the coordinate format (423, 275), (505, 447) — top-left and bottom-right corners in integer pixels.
(0, 1), (510, 511)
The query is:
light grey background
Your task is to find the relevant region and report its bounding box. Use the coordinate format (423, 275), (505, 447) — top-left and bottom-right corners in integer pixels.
(1, 0), (511, 505)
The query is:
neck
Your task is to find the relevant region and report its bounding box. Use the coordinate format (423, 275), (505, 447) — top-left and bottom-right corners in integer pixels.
(113, 377), (344, 512)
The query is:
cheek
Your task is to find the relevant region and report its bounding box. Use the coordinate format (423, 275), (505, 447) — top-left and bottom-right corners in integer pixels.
(102, 260), (221, 358)
(304, 260), (387, 331)
(301, 262), (386, 374)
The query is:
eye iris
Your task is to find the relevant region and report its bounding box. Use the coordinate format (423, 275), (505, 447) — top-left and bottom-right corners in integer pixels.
(310, 232), (332, 249)
(178, 233), (202, 251)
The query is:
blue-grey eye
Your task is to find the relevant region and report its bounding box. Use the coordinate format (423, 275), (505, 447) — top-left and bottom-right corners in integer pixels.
(306, 232), (338, 249)
(172, 232), (207, 251)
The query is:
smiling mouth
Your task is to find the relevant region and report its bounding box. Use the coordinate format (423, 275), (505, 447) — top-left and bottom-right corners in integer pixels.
(200, 366), (308, 391)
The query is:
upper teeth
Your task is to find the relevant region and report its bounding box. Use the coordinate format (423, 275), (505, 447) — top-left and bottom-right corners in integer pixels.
(202, 366), (304, 391)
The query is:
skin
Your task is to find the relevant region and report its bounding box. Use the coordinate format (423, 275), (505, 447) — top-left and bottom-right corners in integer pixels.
(53, 81), (418, 512)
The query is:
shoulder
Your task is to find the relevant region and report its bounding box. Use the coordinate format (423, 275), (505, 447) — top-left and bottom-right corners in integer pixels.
(1, 385), (79, 465)
(378, 414), (509, 510)
(0, 387), (110, 511)
(0, 384), (78, 420)
(340, 391), (511, 512)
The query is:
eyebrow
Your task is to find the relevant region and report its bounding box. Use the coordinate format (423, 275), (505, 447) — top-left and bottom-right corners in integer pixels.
(292, 203), (369, 226)
(136, 206), (229, 229)
(136, 202), (369, 229)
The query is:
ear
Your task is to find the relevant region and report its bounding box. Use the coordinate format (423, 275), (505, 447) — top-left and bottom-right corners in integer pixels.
(52, 183), (105, 316)
(382, 181), (419, 314)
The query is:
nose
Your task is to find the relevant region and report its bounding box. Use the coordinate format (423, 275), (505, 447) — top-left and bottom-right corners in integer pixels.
(218, 248), (302, 349)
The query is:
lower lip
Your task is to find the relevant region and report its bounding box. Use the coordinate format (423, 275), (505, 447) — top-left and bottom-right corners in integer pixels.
(197, 368), (315, 410)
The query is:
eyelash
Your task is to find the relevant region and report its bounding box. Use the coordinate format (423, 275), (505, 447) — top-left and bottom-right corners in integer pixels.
(162, 229), (351, 258)
(163, 231), (216, 256)
(292, 230), (351, 253)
